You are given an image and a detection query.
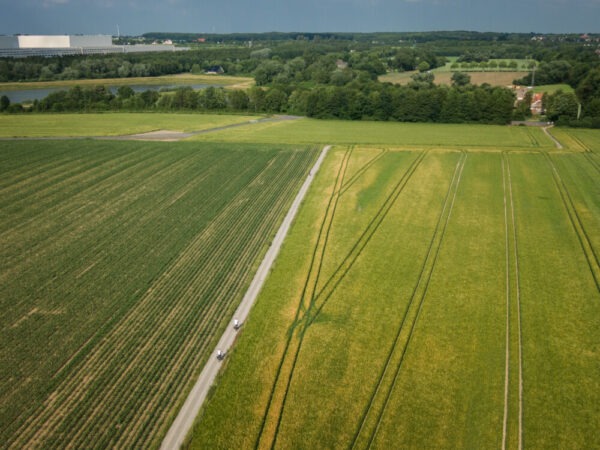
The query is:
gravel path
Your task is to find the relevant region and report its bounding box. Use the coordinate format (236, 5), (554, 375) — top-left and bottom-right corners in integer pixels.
(159, 145), (330, 450)
(542, 125), (563, 149)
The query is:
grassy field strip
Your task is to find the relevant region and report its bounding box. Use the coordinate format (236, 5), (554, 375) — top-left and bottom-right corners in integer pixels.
(369, 154), (508, 448)
(0, 113), (260, 137)
(501, 153), (523, 450)
(362, 153), (468, 449)
(9, 151), (313, 449)
(350, 152), (467, 449)
(509, 154), (599, 448)
(268, 150), (428, 449)
(255, 147), (353, 449)
(190, 119), (554, 149)
(549, 153), (600, 262)
(568, 133), (600, 173)
(542, 153), (600, 291)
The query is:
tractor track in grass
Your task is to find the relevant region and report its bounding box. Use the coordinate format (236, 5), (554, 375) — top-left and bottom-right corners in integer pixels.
(307, 150), (427, 328)
(542, 152), (600, 292)
(569, 134), (600, 174)
(501, 152), (523, 450)
(261, 150), (428, 450)
(364, 151), (466, 449)
(348, 152), (467, 450)
(339, 148), (389, 196)
(254, 147), (353, 450)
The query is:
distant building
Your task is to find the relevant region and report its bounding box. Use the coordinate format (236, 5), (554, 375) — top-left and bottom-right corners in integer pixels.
(531, 93), (544, 115)
(0, 34), (188, 57)
(205, 66), (225, 74)
(336, 59), (349, 70)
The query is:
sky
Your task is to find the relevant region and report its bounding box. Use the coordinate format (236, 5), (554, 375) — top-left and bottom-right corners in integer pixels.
(0, 0), (598, 36)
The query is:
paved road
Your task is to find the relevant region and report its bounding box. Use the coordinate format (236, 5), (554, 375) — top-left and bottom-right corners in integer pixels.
(160, 145), (331, 450)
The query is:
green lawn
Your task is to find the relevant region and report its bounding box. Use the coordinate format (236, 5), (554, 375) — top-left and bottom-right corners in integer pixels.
(0, 113), (260, 137)
(189, 146), (599, 449)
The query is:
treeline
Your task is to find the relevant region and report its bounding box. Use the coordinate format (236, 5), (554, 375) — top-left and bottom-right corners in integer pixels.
(2, 79), (515, 125)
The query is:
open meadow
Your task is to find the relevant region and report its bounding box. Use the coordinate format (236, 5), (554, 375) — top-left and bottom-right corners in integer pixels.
(189, 128), (599, 449)
(0, 113), (259, 137)
(0, 139), (317, 448)
(190, 118), (555, 150)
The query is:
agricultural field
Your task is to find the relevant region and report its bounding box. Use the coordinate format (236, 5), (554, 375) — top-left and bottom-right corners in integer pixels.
(191, 118), (555, 149)
(189, 130), (599, 448)
(0, 113), (260, 137)
(380, 71), (527, 87)
(0, 139), (318, 448)
(0, 73), (254, 91)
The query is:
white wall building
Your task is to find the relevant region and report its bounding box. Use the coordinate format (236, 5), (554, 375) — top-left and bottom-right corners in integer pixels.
(0, 35), (185, 57)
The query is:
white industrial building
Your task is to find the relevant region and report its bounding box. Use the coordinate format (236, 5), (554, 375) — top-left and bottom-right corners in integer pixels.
(0, 35), (187, 57)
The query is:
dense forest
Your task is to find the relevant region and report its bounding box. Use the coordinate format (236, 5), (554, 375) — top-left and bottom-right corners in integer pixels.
(1, 31), (599, 126)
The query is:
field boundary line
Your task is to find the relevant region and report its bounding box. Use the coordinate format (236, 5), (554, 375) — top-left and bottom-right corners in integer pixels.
(159, 145), (329, 450)
(364, 152), (468, 450)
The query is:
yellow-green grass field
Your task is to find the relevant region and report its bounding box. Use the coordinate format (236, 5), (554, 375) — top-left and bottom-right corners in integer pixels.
(189, 136), (599, 448)
(190, 118), (556, 150)
(0, 140), (317, 448)
(0, 113), (260, 137)
(0, 74), (254, 91)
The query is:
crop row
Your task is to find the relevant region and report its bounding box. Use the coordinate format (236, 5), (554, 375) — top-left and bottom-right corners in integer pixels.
(2, 142), (317, 448)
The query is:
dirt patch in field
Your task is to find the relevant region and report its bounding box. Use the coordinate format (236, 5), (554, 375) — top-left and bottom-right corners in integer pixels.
(118, 130), (193, 141)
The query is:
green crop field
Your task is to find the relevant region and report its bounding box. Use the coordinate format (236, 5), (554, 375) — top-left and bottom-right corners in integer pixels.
(0, 113), (260, 137)
(189, 134), (599, 448)
(0, 140), (317, 448)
